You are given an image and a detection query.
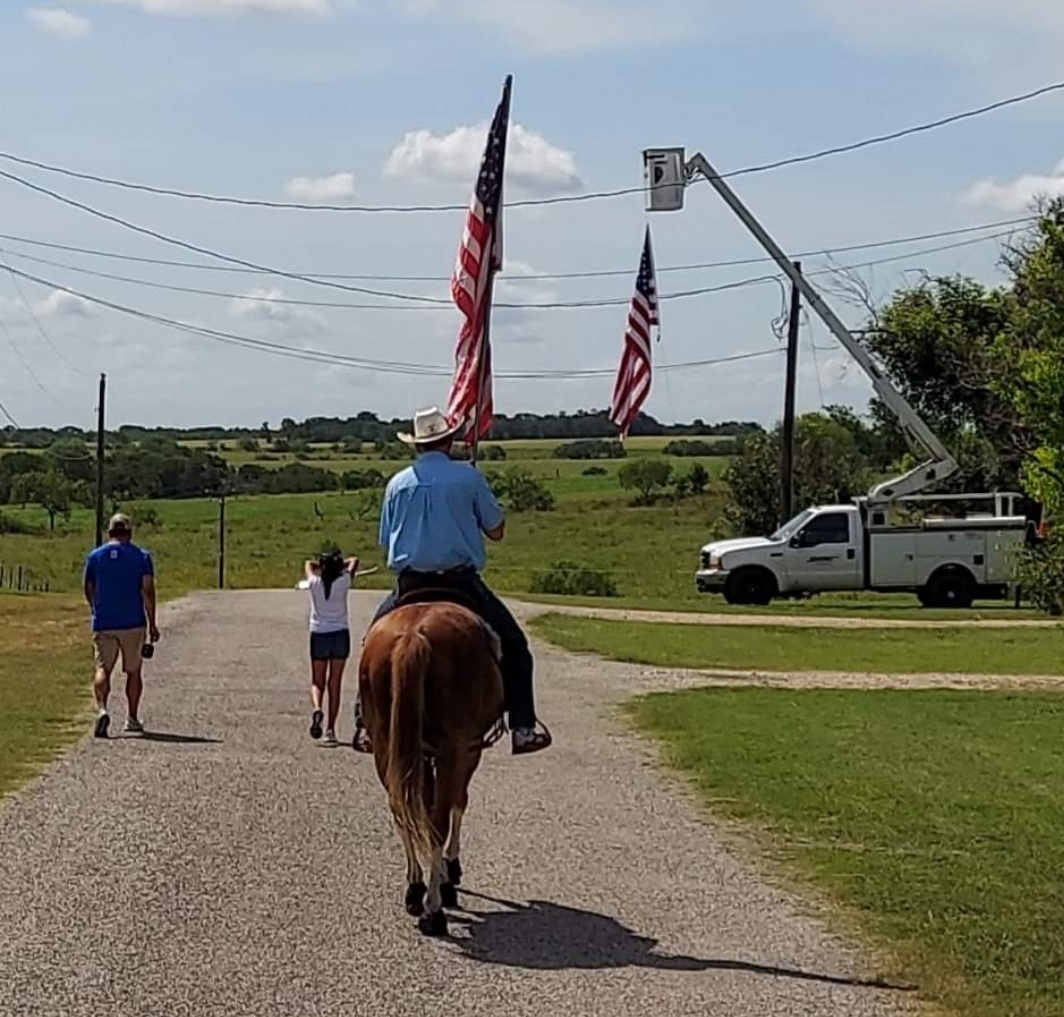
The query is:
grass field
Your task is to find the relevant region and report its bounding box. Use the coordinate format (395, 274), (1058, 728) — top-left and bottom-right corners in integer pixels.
(628, 687), (1064, 1017)
(531, 613), (1064, 675)
(0, 593), (89, 797)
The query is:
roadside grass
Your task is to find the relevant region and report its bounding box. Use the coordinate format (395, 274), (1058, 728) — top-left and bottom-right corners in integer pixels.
(516, 591), (1042, 623)
(627, 687), (1064, 1017)
(0, 593), (89, 798)
(530, 613), (1064, 675)
(0, 488), (728, 601)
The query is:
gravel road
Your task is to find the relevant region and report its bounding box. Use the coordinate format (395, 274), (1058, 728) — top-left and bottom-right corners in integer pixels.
(0, 589), (913, 1017)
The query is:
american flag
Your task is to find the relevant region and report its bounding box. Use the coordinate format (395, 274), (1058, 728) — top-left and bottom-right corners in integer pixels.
(609, 226), (659, 437)
(446, 75), (512, 445)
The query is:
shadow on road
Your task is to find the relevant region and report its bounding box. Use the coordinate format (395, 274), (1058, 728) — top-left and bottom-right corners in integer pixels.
(137, 731), (222, 745)
(450, 890), (912, 992)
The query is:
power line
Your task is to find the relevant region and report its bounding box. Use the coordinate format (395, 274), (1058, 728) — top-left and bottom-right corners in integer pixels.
(0, 214), (1033, 283)
(0, 393), (18, 427)
(0, 227), (1017, 315)
(0, 247), (92, 380)
(0, 79), (1061, 213)
(2, 260), (783, 379)
(0, 167), (452, 306)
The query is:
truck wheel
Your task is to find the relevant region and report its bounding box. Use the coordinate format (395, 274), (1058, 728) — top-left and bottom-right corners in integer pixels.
(922, 567), (975, 609)
(724, 567), (776, 607)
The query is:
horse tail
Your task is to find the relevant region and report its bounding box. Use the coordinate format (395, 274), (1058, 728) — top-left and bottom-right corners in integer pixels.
(386, 624), (434, 864)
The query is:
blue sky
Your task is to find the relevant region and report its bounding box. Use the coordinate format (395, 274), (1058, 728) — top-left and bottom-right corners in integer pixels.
(2, 0), (1063, 431)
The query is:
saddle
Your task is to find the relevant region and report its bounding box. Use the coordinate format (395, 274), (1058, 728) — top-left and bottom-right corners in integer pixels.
(394, 584), (482, 617)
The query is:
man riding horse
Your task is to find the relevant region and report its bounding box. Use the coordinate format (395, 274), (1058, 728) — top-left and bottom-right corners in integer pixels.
(353, 406), (553, 758)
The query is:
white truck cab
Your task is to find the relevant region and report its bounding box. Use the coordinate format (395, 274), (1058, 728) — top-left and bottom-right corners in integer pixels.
(695, 497), (1032, 608)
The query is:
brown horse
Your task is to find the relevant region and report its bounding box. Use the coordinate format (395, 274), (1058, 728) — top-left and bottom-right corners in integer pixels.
(358, 597), (505, 936)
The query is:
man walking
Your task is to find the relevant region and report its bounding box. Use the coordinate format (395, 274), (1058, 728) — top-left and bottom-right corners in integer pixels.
(83, 513), (159, 737)
(353, 407), (551, 757)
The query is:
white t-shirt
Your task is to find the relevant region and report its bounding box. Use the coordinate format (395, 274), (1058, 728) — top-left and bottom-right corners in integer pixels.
(307, 571), (351, 634)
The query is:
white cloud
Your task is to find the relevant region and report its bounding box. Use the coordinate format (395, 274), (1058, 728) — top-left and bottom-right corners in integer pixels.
(95, 0), (332, 17)
(282, 172), (355, 203)
(35, 289), (93, 318)
(227, 287), (325, 335)
(383, 123), (580, 196)
(26, 7), (93, 37)
(395, 0), (701, 55)
(960, 159), (1064, 212)
(492, 260), (558, 344)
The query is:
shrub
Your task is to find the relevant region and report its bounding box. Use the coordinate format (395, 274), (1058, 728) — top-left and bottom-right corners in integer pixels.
(128, 504), (162, 528)
(490, 467), (555, 512)
(553, 439), (627, 460)
(618, 459), (672, 505)
(1016, 531), (1064, 615)
(0, 511), (40, 535)
(529, 560), (619, 598)
(582, 466), (608, 476)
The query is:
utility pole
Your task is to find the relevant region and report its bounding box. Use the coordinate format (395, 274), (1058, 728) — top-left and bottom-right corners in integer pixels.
(780, 262), (801, 524)
(217, 488), (227, 590)
(94, 373), (106, 548)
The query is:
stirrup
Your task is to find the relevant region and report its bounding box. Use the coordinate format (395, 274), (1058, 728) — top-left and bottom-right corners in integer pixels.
(512, 720), (553, 756)
(480, 717), (508, 750)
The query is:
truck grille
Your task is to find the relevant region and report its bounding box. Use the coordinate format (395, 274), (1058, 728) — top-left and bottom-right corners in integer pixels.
(700, 551), (710, 569)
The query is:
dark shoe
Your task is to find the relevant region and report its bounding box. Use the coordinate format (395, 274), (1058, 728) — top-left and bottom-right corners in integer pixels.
(511, 725), (552, 756)
(310, 710), (323, 740)
(94, 713), (110, 739)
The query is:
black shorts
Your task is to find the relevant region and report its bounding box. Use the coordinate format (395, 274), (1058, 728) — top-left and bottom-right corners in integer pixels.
(309, 629), (351, 661)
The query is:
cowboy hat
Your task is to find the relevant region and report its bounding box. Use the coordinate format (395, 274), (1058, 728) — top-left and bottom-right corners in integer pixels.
(396, 406), (463, 445)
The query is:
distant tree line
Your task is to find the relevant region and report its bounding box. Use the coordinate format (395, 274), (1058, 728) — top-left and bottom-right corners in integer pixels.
(0, 411), (763, 450)
(0, 438), (393, 527)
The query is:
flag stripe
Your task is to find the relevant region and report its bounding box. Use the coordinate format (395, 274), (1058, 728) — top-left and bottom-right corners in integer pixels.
(609, 226), (659, 437)
(445, 79), (511, 445)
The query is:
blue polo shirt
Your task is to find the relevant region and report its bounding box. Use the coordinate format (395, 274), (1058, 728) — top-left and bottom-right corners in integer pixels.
(380, 453), (505, 573)
(84, 541), (154, 632)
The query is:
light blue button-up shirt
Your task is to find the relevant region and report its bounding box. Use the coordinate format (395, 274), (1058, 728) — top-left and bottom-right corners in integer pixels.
(379, 452), (505, 573)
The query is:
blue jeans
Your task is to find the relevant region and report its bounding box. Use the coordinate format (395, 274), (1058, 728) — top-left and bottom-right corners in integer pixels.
(359, 571), (537, 730)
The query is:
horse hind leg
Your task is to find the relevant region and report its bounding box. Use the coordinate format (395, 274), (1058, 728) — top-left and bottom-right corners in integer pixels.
(401, 829), (426, 916)
(444, 807), (464, 890)
(441, 748), (480, 904)
(416, 843), (448, 936)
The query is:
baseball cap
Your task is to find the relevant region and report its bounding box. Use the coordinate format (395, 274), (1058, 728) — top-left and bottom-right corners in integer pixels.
(108, 513), (132, 534)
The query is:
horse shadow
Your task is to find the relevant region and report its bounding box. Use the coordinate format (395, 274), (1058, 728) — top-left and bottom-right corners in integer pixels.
(448, 890), (911, 992)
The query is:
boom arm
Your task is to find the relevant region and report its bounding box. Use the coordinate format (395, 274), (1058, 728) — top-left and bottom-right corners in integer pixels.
(685, 153), (958, 504)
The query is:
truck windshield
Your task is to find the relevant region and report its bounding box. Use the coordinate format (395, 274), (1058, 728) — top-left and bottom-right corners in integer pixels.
(770, 509), (814, 542)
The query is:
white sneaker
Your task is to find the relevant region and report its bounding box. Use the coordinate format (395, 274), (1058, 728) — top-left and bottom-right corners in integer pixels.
(124, 717), (144, 734)
(324, 729), (338, 746)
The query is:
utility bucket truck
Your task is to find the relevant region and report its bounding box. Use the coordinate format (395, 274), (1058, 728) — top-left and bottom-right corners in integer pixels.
(645, 148), (1035, 608)
(695, 492), (1032, 608)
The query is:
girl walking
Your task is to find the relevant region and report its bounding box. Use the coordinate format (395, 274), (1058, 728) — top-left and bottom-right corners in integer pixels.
(305, 549), (358, 745)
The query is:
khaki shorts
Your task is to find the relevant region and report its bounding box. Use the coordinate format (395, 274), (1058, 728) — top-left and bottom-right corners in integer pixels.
(93, 628), (146, 674)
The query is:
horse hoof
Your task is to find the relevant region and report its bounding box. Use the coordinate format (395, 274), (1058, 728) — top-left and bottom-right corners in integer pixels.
(446, 858), (462, 886)
(440, 882), (458, 909)
(405, 881), (426, 916)
(418, 910), (448, 937)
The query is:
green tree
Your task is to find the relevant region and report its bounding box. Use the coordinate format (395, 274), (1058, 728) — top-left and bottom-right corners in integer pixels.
(617, 459), (672, 506)
(489, 466), (555, 512)
(722, 413), (872, 535)
(10, 469), (90, 530)
(866, 275), (1029, 490)
(687, 463), (710, 495)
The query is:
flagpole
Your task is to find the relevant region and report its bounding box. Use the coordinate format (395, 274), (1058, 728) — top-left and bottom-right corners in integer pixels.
(469, 273), (495, 468)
